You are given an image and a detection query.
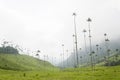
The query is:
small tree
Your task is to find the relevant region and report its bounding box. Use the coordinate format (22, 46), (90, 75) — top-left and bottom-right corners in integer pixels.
(115, 49), (119, 61)
(0, 46), (19, 54)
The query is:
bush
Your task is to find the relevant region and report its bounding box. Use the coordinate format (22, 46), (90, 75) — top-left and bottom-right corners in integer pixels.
(104, 60), (120, 66)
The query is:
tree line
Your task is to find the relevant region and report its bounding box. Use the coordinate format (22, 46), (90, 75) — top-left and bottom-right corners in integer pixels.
(0, 41), (19, 54)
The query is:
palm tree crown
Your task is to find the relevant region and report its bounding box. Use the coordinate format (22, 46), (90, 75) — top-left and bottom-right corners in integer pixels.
(73, 13), (76, 16)
(87, 18), (92, 22)
(83, 29), (87, 33)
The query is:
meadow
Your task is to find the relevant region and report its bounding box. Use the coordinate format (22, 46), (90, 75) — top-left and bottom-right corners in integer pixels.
(0, 66), (120, 80)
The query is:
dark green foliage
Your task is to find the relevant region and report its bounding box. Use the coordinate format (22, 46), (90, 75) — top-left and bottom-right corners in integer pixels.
(0, 46), (18, 54)
(105, 60), (120, 66)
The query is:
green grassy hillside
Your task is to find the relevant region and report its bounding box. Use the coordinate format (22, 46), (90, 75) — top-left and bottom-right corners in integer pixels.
(96, 52), (120, 66)
(0, 54), (56, 71)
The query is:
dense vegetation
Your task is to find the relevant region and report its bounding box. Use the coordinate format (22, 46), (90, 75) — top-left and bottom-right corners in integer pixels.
(0, 46), (18, 54)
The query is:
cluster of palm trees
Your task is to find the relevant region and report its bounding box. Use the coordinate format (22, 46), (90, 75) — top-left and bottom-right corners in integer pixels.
(72, 12), (94, 69)
(60, 12), (120, 70)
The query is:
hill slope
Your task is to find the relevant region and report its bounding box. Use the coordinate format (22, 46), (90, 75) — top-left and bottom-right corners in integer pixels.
(0, 54), (56, 71)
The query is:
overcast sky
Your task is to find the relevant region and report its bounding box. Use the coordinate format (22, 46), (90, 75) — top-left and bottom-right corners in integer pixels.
(0, 0), (120, 63)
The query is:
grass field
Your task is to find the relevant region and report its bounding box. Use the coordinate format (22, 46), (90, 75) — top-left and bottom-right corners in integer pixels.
(0, 66), (120, 80)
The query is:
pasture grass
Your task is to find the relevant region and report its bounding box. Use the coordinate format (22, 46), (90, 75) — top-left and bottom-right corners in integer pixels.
(0, 66), (120, 80)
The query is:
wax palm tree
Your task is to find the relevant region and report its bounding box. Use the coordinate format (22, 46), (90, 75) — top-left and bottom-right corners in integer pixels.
(36, 53), (39, 58)
(43, 55), (46, 68)
(104, 56), (107, 64)
(99, 47), (102, 61)
(107, 49), (111, 66)
(89, 51), (95, 70)
(104, 33), (110, 66)
(60, 53), (63, 67)
(96, 44), (99, 62)
(72, 34), (76, 67)
(95, 54), (98, 66)
(66, 50), (69, 67)
(87, 18), (92, 52)
(83, 29), (87, 54)
(87, 18), (93, 70)
(80, 56), (82, 66)
(62, 44), (64, 68)
(92, 51), (95, 69)
(73, 12), (79, 67)
(36, 50), (40, 59)
(1, 41), (8, 48)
